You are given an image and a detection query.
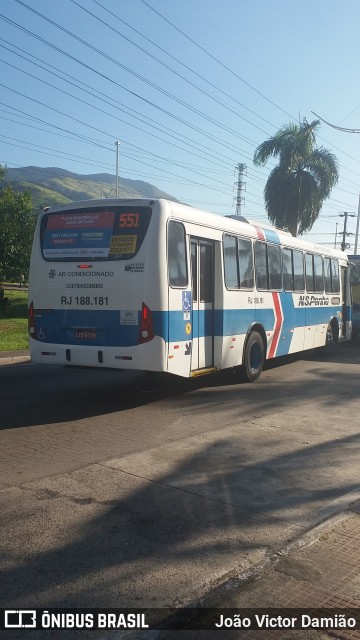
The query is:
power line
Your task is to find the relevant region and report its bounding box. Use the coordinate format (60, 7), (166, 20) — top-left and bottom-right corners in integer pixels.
(0, 82), (234, 187)
(70, 0), (276, 133)
(6, 3), (272, 143)
(88, 0), (278, 131)
(0, 33), (281, 199)
(0, 38), (258, 174)
(0, 41), (258, 169)
(1, 41), (355, 211)
(0, 54), (246, 172)
(0, 27), (270, 173)
(139, 0), (296, 121)
(2, 0), (359, 221)
(0, 136), (234, 197)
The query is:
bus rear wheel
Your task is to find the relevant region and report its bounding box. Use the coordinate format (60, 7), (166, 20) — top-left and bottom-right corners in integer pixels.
(318, 321), (337, 357)
(323, 322), (337, 354)
(241, 331), (265, 382)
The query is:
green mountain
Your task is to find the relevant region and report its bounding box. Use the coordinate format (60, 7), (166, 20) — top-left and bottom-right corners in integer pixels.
(3, 166), (178, 211)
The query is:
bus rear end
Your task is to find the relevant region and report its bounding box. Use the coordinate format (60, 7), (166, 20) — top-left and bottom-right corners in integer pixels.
(28, 199), (167, 372)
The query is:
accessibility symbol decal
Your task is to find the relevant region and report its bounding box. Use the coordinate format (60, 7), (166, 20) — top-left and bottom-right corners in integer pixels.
(182, 291), (192, 321)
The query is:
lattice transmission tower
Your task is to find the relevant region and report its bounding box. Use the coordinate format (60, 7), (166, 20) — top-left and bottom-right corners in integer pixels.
(233, 163), (247, 215)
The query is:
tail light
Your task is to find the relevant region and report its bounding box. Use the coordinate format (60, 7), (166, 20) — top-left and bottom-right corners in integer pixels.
(28, 301), (36, 337)
(139, 302), (154, 343)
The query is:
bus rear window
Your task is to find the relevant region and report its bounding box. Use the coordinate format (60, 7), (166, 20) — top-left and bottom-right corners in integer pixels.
(40, 206), (152, 261)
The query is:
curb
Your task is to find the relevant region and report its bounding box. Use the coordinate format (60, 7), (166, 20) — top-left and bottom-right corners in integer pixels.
(0, 355), (31, 366)
(169, 488), (360, 611)
(121, 491), (360, 638)
(199, 490), (360, 605)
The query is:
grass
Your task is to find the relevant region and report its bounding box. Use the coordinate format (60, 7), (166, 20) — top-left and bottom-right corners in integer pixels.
(0, 289), (29, 351)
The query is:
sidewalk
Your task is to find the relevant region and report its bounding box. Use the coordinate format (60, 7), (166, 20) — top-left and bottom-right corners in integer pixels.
(215, 503), (360, 639)
(149, 502), (360, 639)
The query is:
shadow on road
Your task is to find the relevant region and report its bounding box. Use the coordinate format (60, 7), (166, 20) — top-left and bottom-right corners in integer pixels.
(1, 424), (360, 610)
(1, 343), (360, 431)
(1, 341), (360, 620)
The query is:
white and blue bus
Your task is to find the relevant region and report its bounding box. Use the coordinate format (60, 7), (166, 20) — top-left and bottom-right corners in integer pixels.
(349, 254), (360, 339)
(28, 198), (352, 382)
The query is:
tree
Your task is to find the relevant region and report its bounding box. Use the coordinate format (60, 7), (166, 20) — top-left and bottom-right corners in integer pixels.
(0, 166), (36, 282)
(253, 119), (339, 236)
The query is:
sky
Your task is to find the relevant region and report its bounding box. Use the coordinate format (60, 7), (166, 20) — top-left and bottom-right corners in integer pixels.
(1, 0), (360, 252)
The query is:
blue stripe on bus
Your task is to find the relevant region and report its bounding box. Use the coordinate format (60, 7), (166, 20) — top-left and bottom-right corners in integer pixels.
(32, 303), (342, 348)
(33, 309), (168, 347)
(262, 228), (281, 244)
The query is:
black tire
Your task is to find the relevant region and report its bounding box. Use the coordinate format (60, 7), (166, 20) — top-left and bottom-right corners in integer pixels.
(316, 323), (336, 357)
(323, 323), (335, 355)
(241, 331), (265, 382)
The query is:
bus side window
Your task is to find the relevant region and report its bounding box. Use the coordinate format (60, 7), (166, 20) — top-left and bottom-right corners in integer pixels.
(283, 249), (304, 292)
(223, 234), (239, 288)
(255, 242), (268, 290)
(314, 255), (324, 292)
(268, 244), (282, 290)
(168, 221), (188, 288)
(191, 242), (198, 302)
(324, 257), (332, 293)
(331, 259), (340, 293)
(325, 257), (340, 293)
(255, 242), (281, 291)
(238, 238), (254, 289)
(293, 250), (305, 291)
(306, 253), (315, 292)
(283, 248), (294, 291)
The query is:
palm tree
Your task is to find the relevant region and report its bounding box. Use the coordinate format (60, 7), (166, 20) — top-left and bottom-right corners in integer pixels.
(253, 119), (339, 236)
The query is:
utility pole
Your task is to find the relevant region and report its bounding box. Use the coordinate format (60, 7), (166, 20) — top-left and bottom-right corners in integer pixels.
(334, 222), (338, 248)
(355, 194), (360, 253)
(234, 163), (246, 215)
(115, 140), (120, 198)
(312, 111), (360, 252)
(339, 212), (355, 251)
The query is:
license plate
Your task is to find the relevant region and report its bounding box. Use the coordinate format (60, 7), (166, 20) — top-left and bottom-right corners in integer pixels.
(75, 329), (96, 339)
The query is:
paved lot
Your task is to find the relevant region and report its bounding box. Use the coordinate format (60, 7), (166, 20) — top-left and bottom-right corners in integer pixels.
(1, 344), (360, 638)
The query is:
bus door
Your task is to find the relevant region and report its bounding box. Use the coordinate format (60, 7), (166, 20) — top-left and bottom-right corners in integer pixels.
(167, 220), (193, 377)
(341, 265), (351, 339)
(190, 238), (214, 370)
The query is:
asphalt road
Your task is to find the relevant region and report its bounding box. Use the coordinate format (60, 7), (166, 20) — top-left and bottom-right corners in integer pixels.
(1, 344), (360, 619)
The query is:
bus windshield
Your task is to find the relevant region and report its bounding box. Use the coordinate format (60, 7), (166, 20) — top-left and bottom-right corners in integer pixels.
(40, 205), (152, 261)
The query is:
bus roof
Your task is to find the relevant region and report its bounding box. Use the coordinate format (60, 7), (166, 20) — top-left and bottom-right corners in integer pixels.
(43, 197), (348, 262)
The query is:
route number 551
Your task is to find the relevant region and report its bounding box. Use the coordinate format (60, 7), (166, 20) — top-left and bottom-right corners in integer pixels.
(119, 213), (140, 228)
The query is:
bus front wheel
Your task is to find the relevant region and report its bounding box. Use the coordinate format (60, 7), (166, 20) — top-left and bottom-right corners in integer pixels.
(241, 331), (265, 382)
